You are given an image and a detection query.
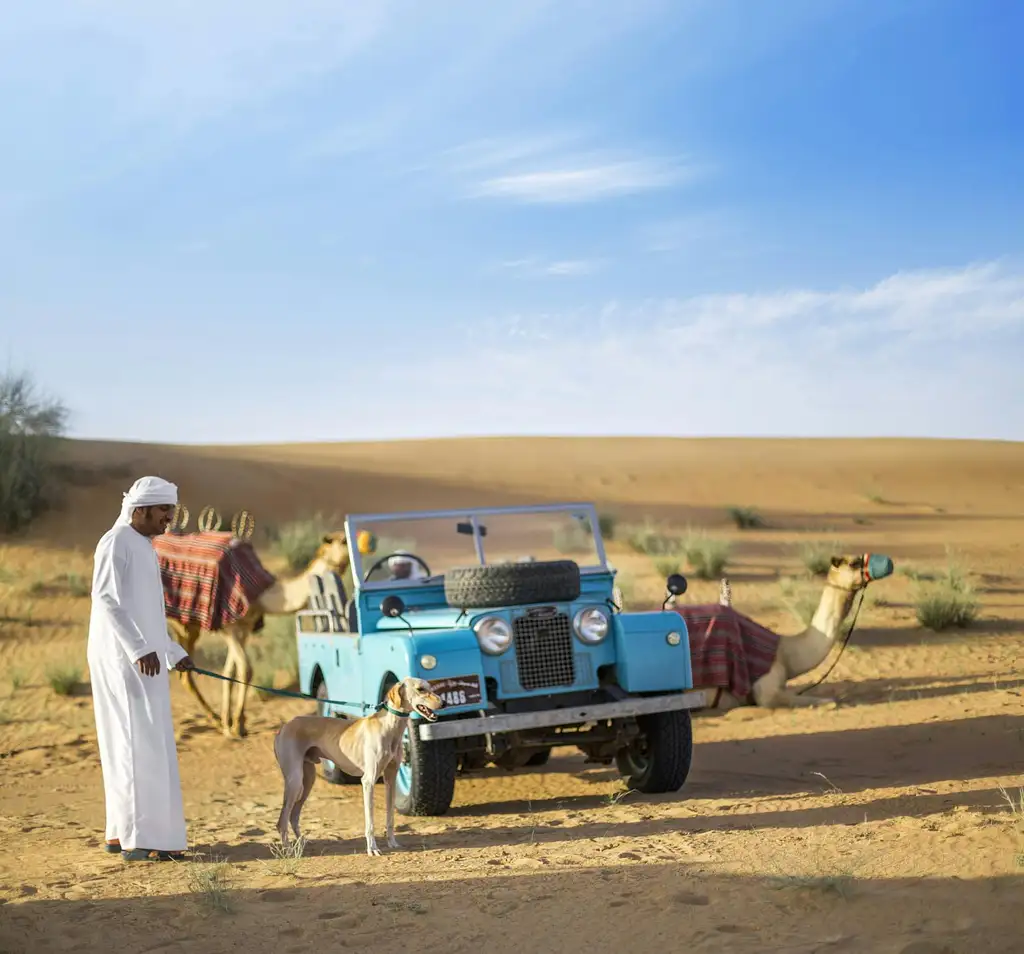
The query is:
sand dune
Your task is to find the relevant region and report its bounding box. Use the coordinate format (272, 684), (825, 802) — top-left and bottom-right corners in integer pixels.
(2, 436), (1024, 953)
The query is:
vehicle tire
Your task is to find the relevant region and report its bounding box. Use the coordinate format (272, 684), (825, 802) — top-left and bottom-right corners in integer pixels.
(384, 678), (458, 816)
(315, 681), (360, 785)
(615, 709), (693, 794)
(444, 560), (581, 608)
(525, 748), (551, 767)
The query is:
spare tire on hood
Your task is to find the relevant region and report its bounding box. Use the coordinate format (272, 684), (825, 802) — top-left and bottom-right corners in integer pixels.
(444, 560), (581, 608)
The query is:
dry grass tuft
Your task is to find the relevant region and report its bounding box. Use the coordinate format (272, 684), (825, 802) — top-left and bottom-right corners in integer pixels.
(186, 851), (234, 913)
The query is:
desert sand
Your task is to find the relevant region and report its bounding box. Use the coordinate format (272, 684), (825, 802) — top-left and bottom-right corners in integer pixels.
(2, 436), (1024, 954)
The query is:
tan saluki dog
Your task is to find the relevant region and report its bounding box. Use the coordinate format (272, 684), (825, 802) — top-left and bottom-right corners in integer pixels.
(274, 677), (444, 856)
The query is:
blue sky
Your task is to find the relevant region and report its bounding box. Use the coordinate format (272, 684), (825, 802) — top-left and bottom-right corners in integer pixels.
(1, 0), (1022, 443)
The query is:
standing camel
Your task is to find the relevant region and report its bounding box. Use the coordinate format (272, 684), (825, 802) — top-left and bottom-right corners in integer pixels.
(674, 553), (894, 710)
(164, 531), (372, 738)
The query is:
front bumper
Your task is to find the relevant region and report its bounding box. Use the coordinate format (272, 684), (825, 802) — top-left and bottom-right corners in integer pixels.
(415, 689), (707, 741)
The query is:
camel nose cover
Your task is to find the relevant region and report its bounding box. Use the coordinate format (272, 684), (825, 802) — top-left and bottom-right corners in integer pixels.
(867, 554), (894, 580)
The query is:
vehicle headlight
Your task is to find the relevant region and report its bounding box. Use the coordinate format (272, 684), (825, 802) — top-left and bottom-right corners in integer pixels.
(573, 606), (610, 644)
(473, 616), (512, 655)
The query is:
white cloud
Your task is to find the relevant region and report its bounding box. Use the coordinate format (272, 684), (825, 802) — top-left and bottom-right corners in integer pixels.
(470, 156), (692, 204)
(366, 259), (1024, 440)
(495, 257), (603, 278)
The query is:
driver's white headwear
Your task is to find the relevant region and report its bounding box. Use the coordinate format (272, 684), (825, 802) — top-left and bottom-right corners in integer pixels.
(387, 550), (413, 569)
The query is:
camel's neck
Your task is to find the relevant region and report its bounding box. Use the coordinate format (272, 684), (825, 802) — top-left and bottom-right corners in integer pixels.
(779, 583), (857, 677)
(260, 554), (349, 614)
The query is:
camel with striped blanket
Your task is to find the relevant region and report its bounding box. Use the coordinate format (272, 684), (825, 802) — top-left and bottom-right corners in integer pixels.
(671, 553), (894, 710)
(160, 532), (368, 739)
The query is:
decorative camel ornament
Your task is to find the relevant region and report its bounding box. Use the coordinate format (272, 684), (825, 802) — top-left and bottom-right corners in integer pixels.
(154, 506), (376, 739)
(670, 553), (894, 710)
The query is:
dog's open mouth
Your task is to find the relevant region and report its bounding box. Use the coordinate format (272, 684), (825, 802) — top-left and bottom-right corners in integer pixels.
(414, 703), (438, 722)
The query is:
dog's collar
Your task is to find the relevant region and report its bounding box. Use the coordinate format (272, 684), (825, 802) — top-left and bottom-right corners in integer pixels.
(383, 704), (411, 718)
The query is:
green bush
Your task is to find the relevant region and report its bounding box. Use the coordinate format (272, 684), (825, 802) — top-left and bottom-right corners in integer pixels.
(0, 371), (69, 534)
(681, 529), (731, 580)
(727, 505), (765, 529)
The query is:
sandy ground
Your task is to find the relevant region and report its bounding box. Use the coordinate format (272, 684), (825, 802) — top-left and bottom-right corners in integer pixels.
(2, 437), (1024, 954)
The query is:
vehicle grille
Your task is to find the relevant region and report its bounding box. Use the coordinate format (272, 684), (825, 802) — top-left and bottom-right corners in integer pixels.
(513, 611), (575, 691)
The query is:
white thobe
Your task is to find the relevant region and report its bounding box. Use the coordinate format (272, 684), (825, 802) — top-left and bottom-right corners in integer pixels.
(87, 523), (189, 852)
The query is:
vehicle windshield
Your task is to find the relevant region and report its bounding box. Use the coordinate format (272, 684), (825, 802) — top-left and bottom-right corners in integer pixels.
(350, 507), (605, 585)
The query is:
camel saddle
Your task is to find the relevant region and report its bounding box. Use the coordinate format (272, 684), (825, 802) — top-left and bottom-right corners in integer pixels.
(670, 603), (781, 703)
(152, 531), (276, 632)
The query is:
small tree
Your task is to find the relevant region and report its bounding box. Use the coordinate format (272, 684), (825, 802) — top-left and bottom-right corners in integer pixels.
(0, 370), (70, 533)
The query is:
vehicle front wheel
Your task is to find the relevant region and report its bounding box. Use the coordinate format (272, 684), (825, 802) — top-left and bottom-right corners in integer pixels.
(315, 681), (360, 785)
(394, 720), (458, 816)
(615, 709), (693, 794)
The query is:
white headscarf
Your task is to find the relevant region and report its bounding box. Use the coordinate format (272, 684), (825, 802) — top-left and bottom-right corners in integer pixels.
(116, 475), (179, 526)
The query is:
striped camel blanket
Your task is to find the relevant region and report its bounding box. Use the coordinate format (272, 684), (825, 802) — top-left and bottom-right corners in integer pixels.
(151, 531), (277, 632)
(672, 603), (781, 702)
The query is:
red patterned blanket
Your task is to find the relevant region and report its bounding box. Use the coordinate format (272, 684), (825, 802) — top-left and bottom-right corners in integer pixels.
(151, 531), (277, 632)
(671, 603), (780, 701)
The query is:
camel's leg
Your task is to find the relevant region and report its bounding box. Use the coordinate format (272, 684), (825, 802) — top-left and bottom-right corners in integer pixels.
(289, 760), (317, 842)
(751, 659), (835, 708)
(220, 628), (252, 739)
(221, 634), (241, 739)
(171, 622), (222, 727)
(230, 627), (253, 738)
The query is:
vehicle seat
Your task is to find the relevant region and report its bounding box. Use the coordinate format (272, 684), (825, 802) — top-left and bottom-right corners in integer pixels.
(321, 571), (350, 633)
(307, 575), (329, 632)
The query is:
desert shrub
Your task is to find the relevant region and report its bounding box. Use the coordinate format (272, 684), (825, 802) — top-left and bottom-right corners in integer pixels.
(0, 370), (70, 534)
(597, 512), (617, 540)
(798, 540), (842, 577)
(275, 513), (336, 572)
(915, 589), (979, 631)
(626, 518), (683, 557)
(914, 556), (979, 631)
(28, 572), (90, 599)
(46, 663), (81, 696)
(727, 505), (765, 529)
(653, 556), (680, 578)
(553, 522), (592, 553)
(680, 529), (731, 580)
(250, 615), (300, 693)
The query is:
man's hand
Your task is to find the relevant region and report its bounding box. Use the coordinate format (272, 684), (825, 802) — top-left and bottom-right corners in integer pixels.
(137, 652), (161, 677)
(174, 655), (195, 672)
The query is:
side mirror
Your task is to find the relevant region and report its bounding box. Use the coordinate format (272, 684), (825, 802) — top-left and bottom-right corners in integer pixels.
(380, 595), (406, 618)
(662, 573), (687, 610)
(666, 573), (688, 596)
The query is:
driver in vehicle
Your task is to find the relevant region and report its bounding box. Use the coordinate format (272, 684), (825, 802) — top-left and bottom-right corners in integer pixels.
(388, 551), (429, 581)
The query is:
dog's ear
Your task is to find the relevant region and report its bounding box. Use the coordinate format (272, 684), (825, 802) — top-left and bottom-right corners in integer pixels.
(386, 682), (406, 711)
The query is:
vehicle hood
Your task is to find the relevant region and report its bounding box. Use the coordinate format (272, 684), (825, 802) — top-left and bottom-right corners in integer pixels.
(374, 608), (475, 631)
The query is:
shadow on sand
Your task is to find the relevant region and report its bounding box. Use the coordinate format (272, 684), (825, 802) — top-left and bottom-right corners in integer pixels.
(3, 863), (1022, 954)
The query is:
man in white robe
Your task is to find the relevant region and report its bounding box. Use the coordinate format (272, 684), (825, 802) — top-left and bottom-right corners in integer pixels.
(87, 475), (194, 861)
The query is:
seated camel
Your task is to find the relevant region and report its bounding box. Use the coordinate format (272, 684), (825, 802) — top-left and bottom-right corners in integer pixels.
(671, 553), (894, 710)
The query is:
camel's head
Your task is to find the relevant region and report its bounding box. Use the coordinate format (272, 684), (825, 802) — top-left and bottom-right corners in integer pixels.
(826, 553), (894, 592)
(386, 677), (444, 722)
(317, 532), (350, 570)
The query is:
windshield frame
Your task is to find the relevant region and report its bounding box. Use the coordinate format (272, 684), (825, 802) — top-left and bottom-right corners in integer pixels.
(345, 502), (608, 592)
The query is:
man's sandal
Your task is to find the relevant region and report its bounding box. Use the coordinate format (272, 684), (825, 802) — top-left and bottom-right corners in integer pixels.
(104, 840), (121, 854)
(121, 848), (187, 862)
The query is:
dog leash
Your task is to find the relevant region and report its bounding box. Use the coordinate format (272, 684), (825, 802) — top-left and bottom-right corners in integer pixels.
(188, 666), (384, 712)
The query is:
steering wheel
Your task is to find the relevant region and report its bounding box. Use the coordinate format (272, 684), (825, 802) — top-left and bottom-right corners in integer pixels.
(363, 552), (432, 581)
